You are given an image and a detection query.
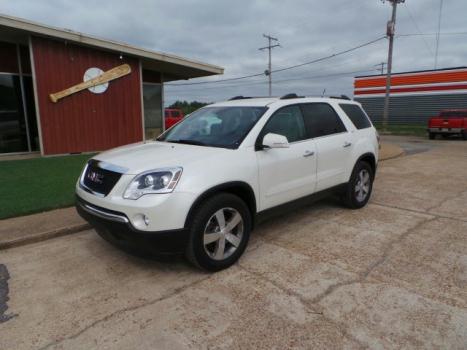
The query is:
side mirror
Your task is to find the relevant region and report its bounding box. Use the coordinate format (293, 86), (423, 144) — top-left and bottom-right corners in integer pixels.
(262, 133), (290, 149)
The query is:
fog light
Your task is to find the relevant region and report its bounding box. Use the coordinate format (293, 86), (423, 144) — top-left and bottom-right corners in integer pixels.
(132, 214), (150, 229)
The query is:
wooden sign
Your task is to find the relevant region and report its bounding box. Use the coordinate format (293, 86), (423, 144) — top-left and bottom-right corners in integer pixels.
(49, 64), (132, 103)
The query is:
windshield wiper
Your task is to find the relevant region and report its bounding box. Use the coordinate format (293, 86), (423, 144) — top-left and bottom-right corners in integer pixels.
(167, 139), (206, 146)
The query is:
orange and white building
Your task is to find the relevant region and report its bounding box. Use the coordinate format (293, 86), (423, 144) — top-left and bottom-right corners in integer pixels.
(354, 67), (467, 124)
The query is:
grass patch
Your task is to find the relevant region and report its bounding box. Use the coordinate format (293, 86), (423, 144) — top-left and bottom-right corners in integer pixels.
(0, 154), (93, 220)
(373, 123), (427, 137)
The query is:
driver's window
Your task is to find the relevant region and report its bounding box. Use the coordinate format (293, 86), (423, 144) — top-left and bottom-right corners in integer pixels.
(262, 105), (306, 143)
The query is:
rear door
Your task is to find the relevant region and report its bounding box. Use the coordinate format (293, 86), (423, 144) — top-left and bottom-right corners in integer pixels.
(256, 105), (317, 210)
(300, 103), (352, 191)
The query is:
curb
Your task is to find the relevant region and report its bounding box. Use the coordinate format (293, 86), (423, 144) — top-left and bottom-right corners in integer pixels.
(0, 223), (91, 250)
(380, 150), (405, 162)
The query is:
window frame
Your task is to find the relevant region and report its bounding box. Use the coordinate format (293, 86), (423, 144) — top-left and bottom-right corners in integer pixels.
(255, 103), (311, 150)
(299, 102), (348, 139)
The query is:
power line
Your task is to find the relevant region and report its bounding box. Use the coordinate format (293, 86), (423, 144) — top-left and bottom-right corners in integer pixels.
(435, 0), (444, 68)
(397, 32), (467, 37)
(166, 36), (386, 86)
(403, 3), (435, 57)
(165, 68), (377, 94)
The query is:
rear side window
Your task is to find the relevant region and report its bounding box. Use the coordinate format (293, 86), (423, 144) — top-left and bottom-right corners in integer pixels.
(440, 111), (467, 119)
(300, 103), (347, 138)
(261, 105), (307, 143)
(339, 104), (372, 129)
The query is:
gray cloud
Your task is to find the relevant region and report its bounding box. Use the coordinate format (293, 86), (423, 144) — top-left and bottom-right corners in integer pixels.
(1, 0), (466, 104)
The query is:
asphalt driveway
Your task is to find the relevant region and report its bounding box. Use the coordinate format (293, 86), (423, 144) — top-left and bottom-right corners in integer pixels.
(1, 136), (466, 349)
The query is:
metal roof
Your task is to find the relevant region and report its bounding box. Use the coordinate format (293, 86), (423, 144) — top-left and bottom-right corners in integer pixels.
(0, 13), (224, 81)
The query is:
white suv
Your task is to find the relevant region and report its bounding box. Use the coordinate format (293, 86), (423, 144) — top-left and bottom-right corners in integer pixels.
(76, 94), (379, 271)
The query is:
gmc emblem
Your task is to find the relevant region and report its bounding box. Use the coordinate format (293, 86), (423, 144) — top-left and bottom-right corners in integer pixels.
(87, 170), (104, 184)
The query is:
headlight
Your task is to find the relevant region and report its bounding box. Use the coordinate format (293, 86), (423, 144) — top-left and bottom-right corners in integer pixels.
(123, 167), (183, 200)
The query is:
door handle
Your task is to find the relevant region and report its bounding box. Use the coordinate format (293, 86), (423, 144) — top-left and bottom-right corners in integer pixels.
(303, 151), (315, 157)
(343, 142), (352, 148)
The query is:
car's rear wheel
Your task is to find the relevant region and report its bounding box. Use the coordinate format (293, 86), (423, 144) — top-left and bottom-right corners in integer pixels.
(429, 132), (436, 140)
(463, 131), (467, 140)
(185, 193), (251, 271)
(343, 161), (374, 209)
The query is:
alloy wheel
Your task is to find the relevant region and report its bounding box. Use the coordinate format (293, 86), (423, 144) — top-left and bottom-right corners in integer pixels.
(355, 169), (370, 202)
(203, 207), (244, 261)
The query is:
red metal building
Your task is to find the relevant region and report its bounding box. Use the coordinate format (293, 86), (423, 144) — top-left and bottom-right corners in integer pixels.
(0, 14), (223, 156)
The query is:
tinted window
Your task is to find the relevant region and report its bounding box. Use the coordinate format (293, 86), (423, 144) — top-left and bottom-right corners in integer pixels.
(339, 104), (372, 129)
(300, 103), (346, 138)
(261, 105), (306, 143)
(439, 111), (467, 119)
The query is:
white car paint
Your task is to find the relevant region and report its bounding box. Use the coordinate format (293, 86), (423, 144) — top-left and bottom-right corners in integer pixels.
(76, 97), (378, 232)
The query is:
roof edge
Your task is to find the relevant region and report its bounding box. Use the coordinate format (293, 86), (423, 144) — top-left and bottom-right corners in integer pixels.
(0, 13), (224, 75)
(355, 66), (467, 79)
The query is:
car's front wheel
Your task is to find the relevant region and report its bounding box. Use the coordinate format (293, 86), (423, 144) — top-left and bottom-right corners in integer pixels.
(185, 193), (251, 271)
(343, 161), (374, 209)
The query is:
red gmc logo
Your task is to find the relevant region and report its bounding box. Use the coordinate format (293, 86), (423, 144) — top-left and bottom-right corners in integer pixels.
(87, 170), (104, 184)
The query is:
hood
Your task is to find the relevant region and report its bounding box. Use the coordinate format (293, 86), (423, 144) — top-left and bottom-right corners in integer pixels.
(94, 141), (231, 175)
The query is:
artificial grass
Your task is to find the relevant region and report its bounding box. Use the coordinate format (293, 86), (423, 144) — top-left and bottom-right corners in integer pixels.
(0, 154), (93, 220)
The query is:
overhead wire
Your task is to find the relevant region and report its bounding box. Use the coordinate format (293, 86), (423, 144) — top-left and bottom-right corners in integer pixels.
(166, 36), (387, 86)
(402, 3), (435, 56)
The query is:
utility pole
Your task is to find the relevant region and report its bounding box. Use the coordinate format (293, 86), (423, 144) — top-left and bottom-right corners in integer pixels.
(259, 34), (280, 97)
(375, 62), (387, 75)
(381, 0), (404, 131)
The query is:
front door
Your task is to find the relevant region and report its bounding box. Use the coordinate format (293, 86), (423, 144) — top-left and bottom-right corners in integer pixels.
(256, 105), (317, 210)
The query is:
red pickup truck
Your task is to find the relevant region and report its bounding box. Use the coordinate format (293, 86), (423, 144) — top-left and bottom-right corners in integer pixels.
(428, 109), (467, 140)
(164, 109), (184, 129)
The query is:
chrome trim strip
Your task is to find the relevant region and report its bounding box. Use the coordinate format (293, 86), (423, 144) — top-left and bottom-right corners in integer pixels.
(79, 202), (129, 224)
(96, 161), (129, 174)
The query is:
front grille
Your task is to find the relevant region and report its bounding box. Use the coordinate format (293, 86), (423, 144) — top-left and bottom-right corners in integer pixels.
(81, 160), (123, 196)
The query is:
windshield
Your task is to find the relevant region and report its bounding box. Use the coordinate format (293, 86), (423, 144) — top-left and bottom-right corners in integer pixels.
(158, 106), (267, 148)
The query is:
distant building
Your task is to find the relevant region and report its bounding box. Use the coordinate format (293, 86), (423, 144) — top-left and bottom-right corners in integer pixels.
(354, 67), (467, 124)
(0, 14), (223, 156)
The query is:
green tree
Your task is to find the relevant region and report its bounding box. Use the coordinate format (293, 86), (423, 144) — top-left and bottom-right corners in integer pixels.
(168, 100), (210, 116)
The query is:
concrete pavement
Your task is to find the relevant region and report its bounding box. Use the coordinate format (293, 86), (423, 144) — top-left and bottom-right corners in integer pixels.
(0, 136), (466, 349)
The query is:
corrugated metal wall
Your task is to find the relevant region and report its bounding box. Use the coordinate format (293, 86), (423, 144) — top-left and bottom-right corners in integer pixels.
(31, 36), (143, 155)
(356, 94), (467, 124)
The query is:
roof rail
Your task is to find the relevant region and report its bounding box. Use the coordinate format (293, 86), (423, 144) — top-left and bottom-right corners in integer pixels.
(229, 96), (252, 100)
(330, 95), (351, 100)
(280, 93), (303, 100)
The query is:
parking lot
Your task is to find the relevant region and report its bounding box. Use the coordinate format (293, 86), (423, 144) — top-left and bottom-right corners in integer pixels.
(1, 135), (466, 349)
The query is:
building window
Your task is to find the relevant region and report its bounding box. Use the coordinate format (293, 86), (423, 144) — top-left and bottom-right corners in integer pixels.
(0, 74), (28, 153)
(142, 83), (162, 140)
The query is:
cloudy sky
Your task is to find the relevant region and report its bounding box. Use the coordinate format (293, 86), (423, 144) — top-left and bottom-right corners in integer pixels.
(2, 0), (466, 104)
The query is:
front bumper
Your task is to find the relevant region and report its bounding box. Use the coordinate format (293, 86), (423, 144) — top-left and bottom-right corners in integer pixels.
(428, 127), (464, 134)
(76, 196), (189, 255)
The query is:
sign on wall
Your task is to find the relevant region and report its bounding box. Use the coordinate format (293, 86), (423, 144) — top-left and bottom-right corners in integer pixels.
(49, 63), (131, 103)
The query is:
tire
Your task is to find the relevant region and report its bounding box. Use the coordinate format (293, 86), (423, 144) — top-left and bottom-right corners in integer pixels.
(342, 161), (374, 209)
(463, 131), (467, 140)
(185, 193), (251, 271)
(429, 132), (435, 140)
